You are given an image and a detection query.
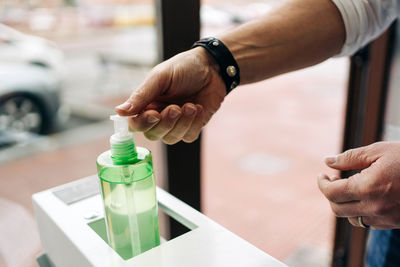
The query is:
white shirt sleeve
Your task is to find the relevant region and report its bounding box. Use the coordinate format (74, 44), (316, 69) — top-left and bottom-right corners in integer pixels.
(330, 0), (400, 56)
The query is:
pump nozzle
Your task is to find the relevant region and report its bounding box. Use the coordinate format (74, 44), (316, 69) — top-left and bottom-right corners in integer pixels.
(110, 115), (130, 138)
(109, 115), (137, 164)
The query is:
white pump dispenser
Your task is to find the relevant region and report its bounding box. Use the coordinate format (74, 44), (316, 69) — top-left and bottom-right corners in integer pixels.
(110, 115), (132, 143)
(109, 115), (137, 164)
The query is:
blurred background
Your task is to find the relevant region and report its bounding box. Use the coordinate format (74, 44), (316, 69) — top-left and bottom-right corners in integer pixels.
(0, 0), (348, 266)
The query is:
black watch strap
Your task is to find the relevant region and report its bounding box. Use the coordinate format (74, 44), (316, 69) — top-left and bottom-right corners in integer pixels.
(192, 37), (240, 95)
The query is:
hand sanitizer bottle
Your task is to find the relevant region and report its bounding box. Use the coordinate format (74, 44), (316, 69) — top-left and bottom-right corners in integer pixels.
(96, 115), (160, 260)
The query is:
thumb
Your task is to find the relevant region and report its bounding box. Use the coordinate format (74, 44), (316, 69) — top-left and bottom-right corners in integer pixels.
(324, 146), (378, 171)
(115, 69), (169, 115)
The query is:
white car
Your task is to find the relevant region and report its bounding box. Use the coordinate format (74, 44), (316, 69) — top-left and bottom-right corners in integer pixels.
(0, 24), (65, 134)
(0, 24), (64, 74)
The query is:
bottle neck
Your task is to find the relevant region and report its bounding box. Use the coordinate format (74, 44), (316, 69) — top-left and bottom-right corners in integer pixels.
(110, 134), (138, 165)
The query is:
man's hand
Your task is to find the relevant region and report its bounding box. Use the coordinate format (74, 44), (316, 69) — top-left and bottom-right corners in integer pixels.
(318, 142), (400, 229)
(115, 47), (226, 145)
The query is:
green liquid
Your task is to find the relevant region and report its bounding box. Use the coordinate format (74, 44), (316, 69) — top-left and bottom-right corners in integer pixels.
(97, 147), (160, 260)
(110, 208), (159, 259)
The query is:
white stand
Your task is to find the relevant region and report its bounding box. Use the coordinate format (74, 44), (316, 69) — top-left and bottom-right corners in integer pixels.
(33, 175), (286, 267)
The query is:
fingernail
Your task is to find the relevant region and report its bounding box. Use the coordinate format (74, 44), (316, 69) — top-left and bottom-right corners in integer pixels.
(147, 115), (160, 124)
(116, 102), (132, 111)
(325, 155), (337, 165)
(169, 108), (181, 119)
(184, 106), (196, 116)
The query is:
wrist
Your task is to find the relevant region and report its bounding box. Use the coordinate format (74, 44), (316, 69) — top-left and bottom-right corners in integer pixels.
(190, 47), (228, 101)
(192, 37), (240, 94)
(193, 46), (220, 75)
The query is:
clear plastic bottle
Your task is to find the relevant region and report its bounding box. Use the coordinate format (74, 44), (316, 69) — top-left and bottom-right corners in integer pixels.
(96, 115), (160, 260)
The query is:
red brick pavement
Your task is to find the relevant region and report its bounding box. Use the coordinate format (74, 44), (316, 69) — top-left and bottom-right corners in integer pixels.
(203, 58), (348, 261)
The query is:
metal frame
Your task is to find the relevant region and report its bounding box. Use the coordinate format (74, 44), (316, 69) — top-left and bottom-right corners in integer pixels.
(332, 23), (396, 267)
(155, 0), (201, 238)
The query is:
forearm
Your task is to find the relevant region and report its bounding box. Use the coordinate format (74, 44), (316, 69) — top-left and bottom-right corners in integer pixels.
(217, 0), (345, 84)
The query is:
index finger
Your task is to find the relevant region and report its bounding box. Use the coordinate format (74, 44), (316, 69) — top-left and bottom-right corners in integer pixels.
(317, 173), (362, 203)
(128, 110), (161, 132)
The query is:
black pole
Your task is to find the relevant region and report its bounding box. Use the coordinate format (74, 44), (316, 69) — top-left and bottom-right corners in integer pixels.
(155, 0), (201, 238)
